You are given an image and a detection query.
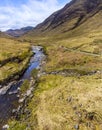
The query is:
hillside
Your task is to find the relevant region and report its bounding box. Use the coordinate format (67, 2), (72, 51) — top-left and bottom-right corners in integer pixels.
(21, 0), (102, 72)
(34, 0), (102, 32)
(0, 31), (12, 38)
(22, 0), (102, 39)
(5, 26), (33, 37)
(7, 0), (102, 130)
(0, 37), (31, 85)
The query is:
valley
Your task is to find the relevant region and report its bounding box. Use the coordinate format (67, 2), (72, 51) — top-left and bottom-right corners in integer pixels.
(0, 0), (102, 130)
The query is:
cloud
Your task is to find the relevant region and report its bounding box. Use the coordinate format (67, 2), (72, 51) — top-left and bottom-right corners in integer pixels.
(0, 0), (68, 31)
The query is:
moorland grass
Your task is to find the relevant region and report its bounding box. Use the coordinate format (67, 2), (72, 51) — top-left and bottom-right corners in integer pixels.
(0, 38), (32, 84)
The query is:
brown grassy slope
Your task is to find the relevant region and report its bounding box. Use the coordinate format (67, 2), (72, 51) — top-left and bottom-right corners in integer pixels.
(27, 74), (102, 130)
(21, 0), (102, 39)
(8, 74), (102, 130)
(0, 37), (31, 84)
(0, 31), (12, 39)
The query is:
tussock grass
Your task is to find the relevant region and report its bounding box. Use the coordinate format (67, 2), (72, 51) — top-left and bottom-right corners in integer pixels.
(0, 38), (32, 84)
(0, 38), (30, 62)
(8, 74), (102, 130)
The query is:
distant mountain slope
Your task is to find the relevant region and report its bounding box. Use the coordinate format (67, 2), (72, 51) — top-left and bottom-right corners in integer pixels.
(5, 26), (33, 37)
(23, 0), (102, 39)
(0, 31), (12, 38)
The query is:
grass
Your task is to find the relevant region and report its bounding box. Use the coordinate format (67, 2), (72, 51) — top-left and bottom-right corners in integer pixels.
(39, 34), (102, 73)
(0, 38), (31, 62)
(8, 120), (27, 130)
(8, 74), (102, 130)
(19, 80), (30, 94)
(0, 37), (32, 84)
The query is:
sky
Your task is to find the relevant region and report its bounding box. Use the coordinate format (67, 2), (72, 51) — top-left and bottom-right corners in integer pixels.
(0, 0), (71, 31)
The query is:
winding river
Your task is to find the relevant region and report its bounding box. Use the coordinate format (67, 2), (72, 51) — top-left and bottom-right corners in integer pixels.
(0, 46), (45, 129)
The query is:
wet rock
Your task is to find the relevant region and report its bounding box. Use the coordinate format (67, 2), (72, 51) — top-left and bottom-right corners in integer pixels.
(17, 94), (20, 98)
(19, 98), (25, 103)
(29, 94), (33, 98)
(26, 87), (33, 96)
(12, 109), (17, 114)
(17, 87), (21, 91)
(0, 82), (13, 95)
(2, 124), (9, 130)
(8, 90), (18, 95)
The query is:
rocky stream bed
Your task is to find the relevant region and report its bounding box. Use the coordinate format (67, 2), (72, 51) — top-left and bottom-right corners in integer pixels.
(0, 46), (46, 130)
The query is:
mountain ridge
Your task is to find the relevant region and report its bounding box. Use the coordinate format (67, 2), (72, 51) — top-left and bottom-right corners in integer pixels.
(36, 0), (102, 30)
(23, 0), (102, 39)
(5, 26), (33, 37)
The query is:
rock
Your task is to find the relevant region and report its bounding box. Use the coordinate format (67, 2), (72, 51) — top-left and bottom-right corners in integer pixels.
(74, 124), (79, 130)
(17, 106), (21, 111)
(12, 109), (17, 114)
(17, 87), (21, 91)
(2, 124), (9, 130)
(19, 98), (25, 103)
(26, 87), (33, 96)
(0, 83), (13, 95)
(17, 94), (20, 98)
(8, 90), (18, 95)
(29, 94), (33, 98)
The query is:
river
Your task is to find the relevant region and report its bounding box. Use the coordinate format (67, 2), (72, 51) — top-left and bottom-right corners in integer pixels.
(0, 46), (45, 129)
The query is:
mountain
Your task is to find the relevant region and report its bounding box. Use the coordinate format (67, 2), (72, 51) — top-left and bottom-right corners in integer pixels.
(5, 26), (33, 37)
(36, 0), (102, 31)
(0, 31), (12, 38)
(7, 0), (102, 130)
(23, 0), (102, 40)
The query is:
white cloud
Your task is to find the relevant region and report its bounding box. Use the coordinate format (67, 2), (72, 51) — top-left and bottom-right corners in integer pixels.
(0, 0), (68, 31)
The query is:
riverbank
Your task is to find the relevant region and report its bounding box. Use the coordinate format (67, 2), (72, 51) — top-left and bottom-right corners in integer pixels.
(0, 38), (32, 86)
(0, 46), (46, 129)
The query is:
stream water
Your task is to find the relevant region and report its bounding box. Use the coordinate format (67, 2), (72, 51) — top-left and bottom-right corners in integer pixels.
(0, 46), (45, 129)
